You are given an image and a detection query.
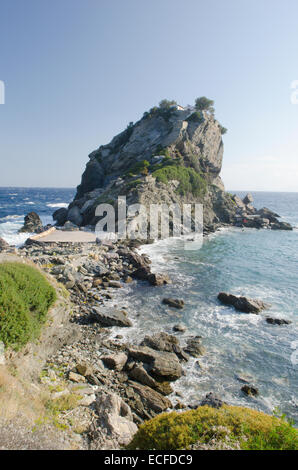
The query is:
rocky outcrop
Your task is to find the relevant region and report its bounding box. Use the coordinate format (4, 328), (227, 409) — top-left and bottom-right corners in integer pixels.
(56, 101), (292, 234)
(19, 212), (43, 233)
(0, 238), (9, 251)
(61, 104), (237, 233)
(232, 195), (293, 230)
(218, 292), (270, 314)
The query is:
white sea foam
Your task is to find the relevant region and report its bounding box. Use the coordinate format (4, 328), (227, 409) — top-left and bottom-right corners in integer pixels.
(46, 203), (68, 208)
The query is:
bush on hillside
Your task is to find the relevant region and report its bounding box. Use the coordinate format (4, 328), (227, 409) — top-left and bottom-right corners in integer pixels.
(152, 164), (207, 197)
(127, 405), (298, 450)
(0, 262), (56, 349)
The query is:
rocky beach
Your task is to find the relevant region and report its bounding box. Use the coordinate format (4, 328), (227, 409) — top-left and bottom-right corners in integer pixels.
(0, 101), (297, 450)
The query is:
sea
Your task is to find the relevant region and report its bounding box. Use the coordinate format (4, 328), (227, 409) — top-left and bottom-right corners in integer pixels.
(0, 187), (297, 423)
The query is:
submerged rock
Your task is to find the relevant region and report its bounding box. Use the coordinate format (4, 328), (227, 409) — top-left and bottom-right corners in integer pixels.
(266, 317), (291, 325)
(162, 298), (185, 309)
(184, 336), (205, 357)
(199, 392), (225, 409)
(217, 292), (270, 314)
(173, 323), (187, 332)
(241, 385), (259, 397)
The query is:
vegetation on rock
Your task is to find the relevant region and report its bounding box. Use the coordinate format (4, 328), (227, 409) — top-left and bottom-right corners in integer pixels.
(0, 262), (56, 349)
(127, 405), (298, 450)
(152, 164), (207, 197)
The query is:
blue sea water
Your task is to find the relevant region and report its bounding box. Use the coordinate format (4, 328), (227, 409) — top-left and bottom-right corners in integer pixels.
(0, 188), (297, 422)
(0, 187), (75, 245)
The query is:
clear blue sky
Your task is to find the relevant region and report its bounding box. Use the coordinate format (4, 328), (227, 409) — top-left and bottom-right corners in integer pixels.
(0, 0), (298, 191)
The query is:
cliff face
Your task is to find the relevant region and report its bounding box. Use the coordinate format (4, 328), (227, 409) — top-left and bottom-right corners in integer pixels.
(61, 106), (236, 231)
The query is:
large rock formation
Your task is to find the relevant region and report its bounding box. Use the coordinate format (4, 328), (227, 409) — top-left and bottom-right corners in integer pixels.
(62, 105), (235, 232)
(60, 102), (292, 233)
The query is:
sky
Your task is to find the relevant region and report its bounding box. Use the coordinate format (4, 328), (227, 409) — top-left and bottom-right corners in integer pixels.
(0, 0), (298, 191)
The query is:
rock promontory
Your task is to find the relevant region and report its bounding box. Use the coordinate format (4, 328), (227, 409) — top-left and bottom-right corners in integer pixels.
(55, 99), (292, 234)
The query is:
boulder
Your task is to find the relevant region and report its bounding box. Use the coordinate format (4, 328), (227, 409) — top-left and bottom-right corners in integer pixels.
(173, 324), (187, 332)
(217, 292), (270, 314)
(69, 371), (86, 383)
(0, 237), (9, 251)
(150, 352), (183, 381)
(129, 364), (157, 389)
(95, 391), (138, 446)
(266, 317), (291, 325)
(199, 392), (225, 409)
(18, 212), (42, 233)
(162, 298), (185, 309)
(141, 332), (179, 353)
(52, 207), (68, 226)
(241, 385), (259, 397)
(131, 266), (151, 281)
(76, 363), (93, 377)
(148, 273), (171, 286)
(242, 193), (254, 205)
(102, 352), (128, 371)
(257, 207), (280, 222)
(67, 206), (83, 226)
(184, 336), (205, 357)
(108, 280), (122, 288)
(232, 195), (246, 210)
(127, 345), (183, 381)
(92, 307), (132, 327)
(128, 381), (172, 413)
(141, 332), (188, 361)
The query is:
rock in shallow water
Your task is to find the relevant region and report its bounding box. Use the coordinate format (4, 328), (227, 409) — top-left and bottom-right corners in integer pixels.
(266, 317), (291, 325)
(217, 292), (270, 314)
(162, 298), (185, 309)
(241, 385), (259, 397)
(18, 212), (43, 233)
(199, 392), (225, 409)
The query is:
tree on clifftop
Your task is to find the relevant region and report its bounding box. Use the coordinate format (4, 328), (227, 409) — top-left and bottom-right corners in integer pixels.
(159, 99), (177, 109)
(195, 96), (215, 114)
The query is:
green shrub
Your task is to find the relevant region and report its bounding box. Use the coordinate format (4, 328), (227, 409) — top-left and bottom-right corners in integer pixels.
(220, 125), (228, 135)
(0, 262), (56, 349)
(127, 405), (298, 450)
(186, 111), (204, 124)
(152, 164), (206, 197)
(124, 160), (150, 177)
